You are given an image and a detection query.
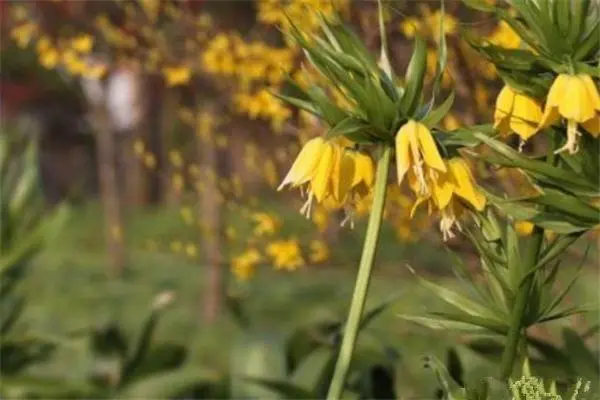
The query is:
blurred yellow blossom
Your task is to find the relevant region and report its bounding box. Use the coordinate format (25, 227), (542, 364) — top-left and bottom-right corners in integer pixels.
(11, 23), (37, 48)
(488, 21), (521, 49)
(266, 238), (305, 271)
(163, 66), (192, 87)
(309, 240), (330, 263)
(400, 17), (422, 38)
(71, 34), (94, 53)
(232, 248), (262, 280)
(251, 212), (281, 237)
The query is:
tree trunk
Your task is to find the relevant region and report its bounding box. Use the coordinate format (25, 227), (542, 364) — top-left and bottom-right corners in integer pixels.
(94, 104), (126, 278)
(196, 106), (224, 324)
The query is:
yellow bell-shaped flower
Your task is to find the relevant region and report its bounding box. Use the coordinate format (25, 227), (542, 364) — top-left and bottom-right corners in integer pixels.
(539, 74), (600, 154)
(395, 120), (446, 195)
(279, 137), (356, 218)
(409, 158), (486, 241)
(494, 85), (543, 142)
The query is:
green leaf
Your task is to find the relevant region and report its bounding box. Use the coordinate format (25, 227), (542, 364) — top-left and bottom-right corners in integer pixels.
(475, 132), (597, 194)
(230, 332), (287, 399)
(357, 294), (403, 333)
(505, 221), (521, 291)
(117, 368), (223, 399)
(247, 378), (316, 399)
(407, 267), (504, 323)
(291, 347), (334, 395)
(538, 245), (589, 318)
(562, 328), (600, 378)
(567, 0), (589, 45)
(574, 19), (600, 61)
(400, 35), (427, 116)
(325, 117), (368, 140)
(423, 355), (467, 400)
(421, 91), (455, 129)
(461, 0), (496, 12)
(397, 315), (490, 333)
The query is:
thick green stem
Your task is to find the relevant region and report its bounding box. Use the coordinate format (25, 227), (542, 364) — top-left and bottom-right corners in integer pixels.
(499, 227), (544, 380)
(326, 146), (392, 400)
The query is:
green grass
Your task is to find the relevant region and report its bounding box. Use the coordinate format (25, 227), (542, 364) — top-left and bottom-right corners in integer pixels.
(23, 203), (599, 397)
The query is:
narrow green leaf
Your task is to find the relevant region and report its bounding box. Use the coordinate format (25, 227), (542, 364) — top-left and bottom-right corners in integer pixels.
(117, 368), (223, 399)
(400, 35), (427, 116)
(562, 328), (600, 377)
(246, 378), (316, 399)
(422, 91), (455, 129)
(408, 267), (504, 323)
(290, 347), (334, 394)
(505, 221), (521, 290)
(397, 315), (490, 333)
(539, 245), (589, 317)
(326, 117), (368, 140)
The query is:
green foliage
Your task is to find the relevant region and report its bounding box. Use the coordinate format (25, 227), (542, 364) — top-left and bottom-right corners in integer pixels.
(0, 133), (68, 382)
(276, 9), (451, 145)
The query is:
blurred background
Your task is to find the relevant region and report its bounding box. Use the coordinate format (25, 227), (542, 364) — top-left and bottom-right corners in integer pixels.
(0, 0), (598, 398)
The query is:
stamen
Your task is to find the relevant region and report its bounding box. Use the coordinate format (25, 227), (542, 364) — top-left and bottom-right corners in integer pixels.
(554, 120), (581, 154)
(299, 193), (314, 218)
(413, 161), (429, 196)
(518, 140), (525, 153)
(340, 207), (355, 229)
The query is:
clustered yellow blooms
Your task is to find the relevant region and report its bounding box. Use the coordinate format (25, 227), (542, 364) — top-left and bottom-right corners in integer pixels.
(257, 0), (349, 38)
(539, 74), (600, 154)
(266, 239), (305, 271)
(202, 34), (295, 128)
(395, 120), (486, 240)
(232, 248), (262, 280)
(278, 137), (375, 223)
(494, 74), (600, 154)
(494, 85), (543, 144)
(251, 212), (281, 237)
(400, 6), (457, 39)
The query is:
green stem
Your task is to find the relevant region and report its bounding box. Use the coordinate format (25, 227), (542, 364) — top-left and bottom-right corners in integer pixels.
(326, 146), (392, 400)
(499, 227), (544, 380)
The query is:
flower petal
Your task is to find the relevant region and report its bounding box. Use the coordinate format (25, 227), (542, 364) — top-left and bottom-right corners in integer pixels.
(278, 137), (325, 190)
(416, 122), (447, 172)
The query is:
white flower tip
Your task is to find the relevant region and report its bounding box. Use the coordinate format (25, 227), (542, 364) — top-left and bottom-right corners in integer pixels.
(153, 291), (175, 310)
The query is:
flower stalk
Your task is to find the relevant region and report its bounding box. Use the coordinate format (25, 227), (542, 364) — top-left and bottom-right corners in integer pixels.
(326, 145), (392, 400)
(499, 226), (544, 380)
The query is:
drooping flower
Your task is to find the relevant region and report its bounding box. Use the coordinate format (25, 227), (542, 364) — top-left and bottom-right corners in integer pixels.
(409, 158), (486, 241)
(278, 137), (356, 218)
(395, 120), (447, 195)
(494, 85), (543, 143)
(539, 74), (600, 154)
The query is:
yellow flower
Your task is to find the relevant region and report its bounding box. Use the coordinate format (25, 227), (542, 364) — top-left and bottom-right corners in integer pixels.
(232, 248), (261, 280)
(71, 34), (94, 53)
(516, 221), (534, 236)
(410, 158), (486, 241)
(169, 150), (184, 168)
(251, 212), (280, 237)
(163, 66), (191, 87)
(539, 74), (600, 154)
(494, 85), (543, 142)
(39, 47), (59, 69)
(185, 243), (198, 258)
(400, 17), (422, 38)
(266, 239), (305, 271)
(395, 120), (447, 195)
(309, 240), (330, 263)
(488, 21), (521, 49)
(11, 23), (37, 48)
(278, 137), (355, 217)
